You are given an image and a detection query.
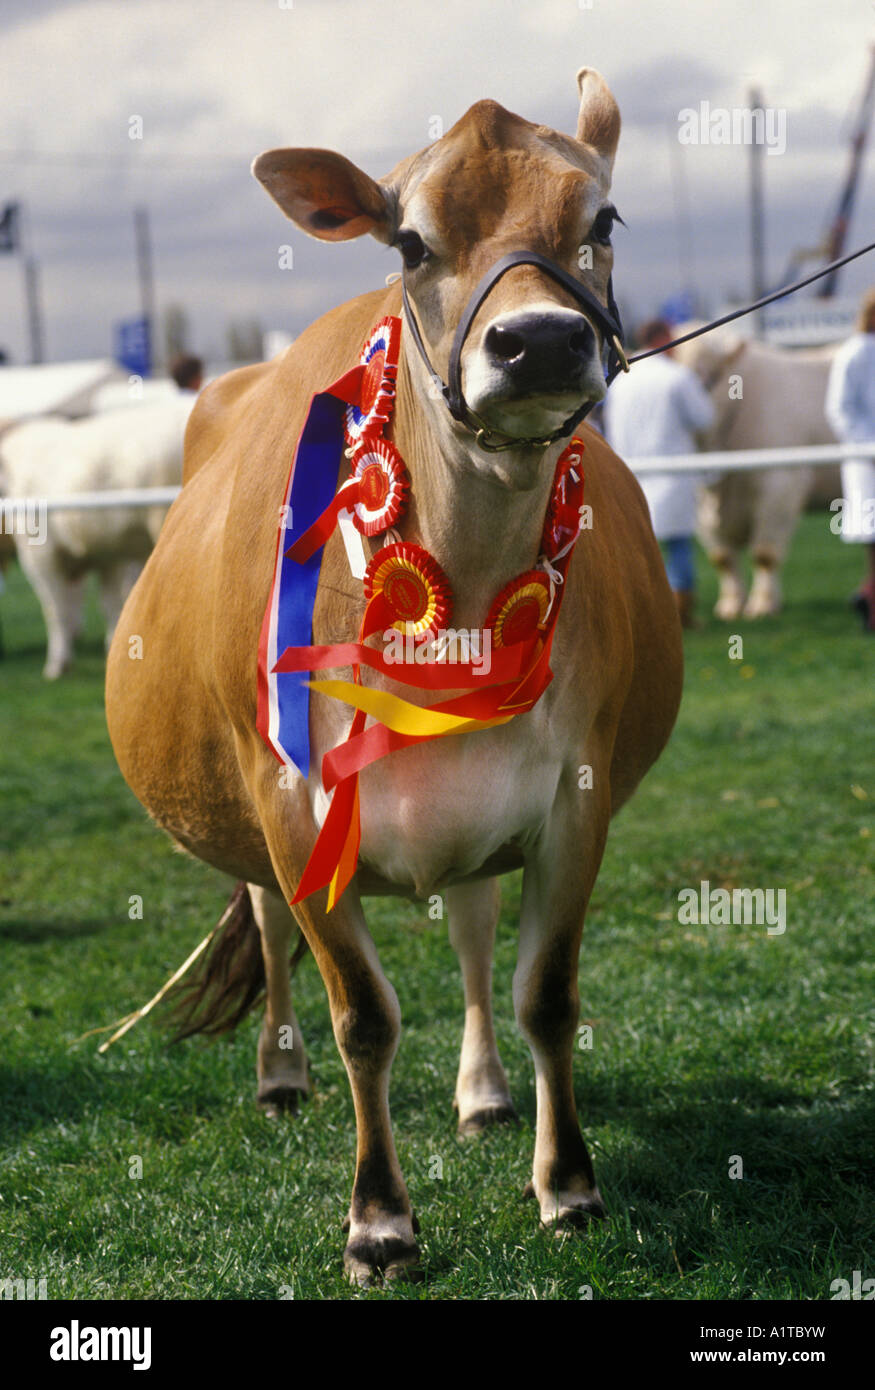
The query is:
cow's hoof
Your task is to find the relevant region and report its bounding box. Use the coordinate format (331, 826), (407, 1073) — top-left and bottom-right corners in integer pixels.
(714, 599), (743, 621)
(546, 1198), (607, 1233)
(523, 1181), (606, 1229)
(257, 1084), (307, 1118)
(457, 1103), (519, 1136)
(343, 1236), (421, 1287)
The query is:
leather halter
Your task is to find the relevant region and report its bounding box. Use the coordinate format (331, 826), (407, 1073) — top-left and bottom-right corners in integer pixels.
(400, 250), (627, 452)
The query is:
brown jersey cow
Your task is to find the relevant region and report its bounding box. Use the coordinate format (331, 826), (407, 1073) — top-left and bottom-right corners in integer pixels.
(105, 67), (682, 1285)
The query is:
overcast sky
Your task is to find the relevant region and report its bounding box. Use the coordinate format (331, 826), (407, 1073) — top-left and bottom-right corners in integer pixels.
(1, 0), (873, 365)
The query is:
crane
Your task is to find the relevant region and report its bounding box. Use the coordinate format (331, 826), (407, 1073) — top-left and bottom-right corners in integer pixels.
(777, 44), (875, 298)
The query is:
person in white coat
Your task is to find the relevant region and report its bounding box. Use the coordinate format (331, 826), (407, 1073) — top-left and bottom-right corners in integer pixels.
(825, 288), (875, 633)
(603, 318), (715, 627)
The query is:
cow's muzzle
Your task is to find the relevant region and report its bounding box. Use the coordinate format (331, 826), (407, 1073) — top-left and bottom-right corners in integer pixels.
(485, 306), (597, 386)
(401, 250), (628, 452)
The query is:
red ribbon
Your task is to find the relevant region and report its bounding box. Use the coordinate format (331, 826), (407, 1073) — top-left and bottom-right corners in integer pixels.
(284, 479), (360, 564)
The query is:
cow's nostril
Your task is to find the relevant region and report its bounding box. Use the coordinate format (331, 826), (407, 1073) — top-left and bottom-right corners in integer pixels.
(486, 326), (526, 362)
(569, 329), (592, 355)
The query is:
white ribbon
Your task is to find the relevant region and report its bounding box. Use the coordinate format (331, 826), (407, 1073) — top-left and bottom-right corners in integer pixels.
(536, 554), (564, 623)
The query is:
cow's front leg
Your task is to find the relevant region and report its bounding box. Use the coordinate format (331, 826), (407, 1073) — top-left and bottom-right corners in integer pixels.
(15, 543), (84, 679)
(283, 880), (417, 1284)
(447, 878), (516, 1134)
(515, 785), (608, 1230)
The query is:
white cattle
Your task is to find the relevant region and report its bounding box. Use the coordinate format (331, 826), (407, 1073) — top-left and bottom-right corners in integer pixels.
(674, 329), (838, 618)
(0, 395), (193, 676)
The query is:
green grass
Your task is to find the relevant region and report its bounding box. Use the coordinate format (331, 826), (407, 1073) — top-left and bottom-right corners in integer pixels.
(1, 515), (873, 1300)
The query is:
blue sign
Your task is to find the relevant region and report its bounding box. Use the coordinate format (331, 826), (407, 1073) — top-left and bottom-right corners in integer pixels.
(114, 316), (151, 377)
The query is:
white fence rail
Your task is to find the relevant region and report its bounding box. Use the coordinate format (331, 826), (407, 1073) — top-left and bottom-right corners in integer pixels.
(38, 486), (180, 513)
(626, 440), (875, 474)
(2, 443), (875, 514)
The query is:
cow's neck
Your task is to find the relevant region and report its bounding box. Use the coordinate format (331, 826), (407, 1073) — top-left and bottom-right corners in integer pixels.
(390, 341), (563, 630)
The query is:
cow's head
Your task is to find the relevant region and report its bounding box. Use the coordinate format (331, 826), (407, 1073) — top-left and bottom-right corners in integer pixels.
(254, 68), (621, 460)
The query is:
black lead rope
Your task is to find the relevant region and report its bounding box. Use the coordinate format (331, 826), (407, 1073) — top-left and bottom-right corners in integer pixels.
(400, 235), (875, 452)
(621, 234), (875, 377)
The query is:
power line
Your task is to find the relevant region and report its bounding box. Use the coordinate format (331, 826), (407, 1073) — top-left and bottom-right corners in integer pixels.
(0, 148), (255, 169)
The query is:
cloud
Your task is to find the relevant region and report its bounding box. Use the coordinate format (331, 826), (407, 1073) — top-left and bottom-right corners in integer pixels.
(0, 0), (872, 362)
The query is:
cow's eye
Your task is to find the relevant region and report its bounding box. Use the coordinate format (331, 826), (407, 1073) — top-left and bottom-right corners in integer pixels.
(590, 205), (620, 247)
(396, 229), (431, 270)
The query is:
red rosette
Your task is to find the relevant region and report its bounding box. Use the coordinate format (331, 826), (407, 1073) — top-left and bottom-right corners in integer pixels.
(541, 436), (585, 561)
(485, 570), (552, 647)
(364, 542), (452, 639)
(349, 437), (409, 536)
(344, 316), (401, 446)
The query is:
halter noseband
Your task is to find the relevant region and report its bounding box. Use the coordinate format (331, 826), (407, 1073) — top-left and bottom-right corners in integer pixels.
(400, 250), (628, 453)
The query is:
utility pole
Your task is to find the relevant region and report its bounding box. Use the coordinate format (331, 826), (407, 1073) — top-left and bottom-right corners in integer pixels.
(134, 205), (156, 375)
(23, 255), (44, 364)
(669, 129), (701, 316)
(17, 204), (45, 363)
(749, 86), (766, 337)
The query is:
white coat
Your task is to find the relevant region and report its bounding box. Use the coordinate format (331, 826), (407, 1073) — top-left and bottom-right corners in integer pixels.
(602, 353), (714, 538)
(825, 332), (875, 544)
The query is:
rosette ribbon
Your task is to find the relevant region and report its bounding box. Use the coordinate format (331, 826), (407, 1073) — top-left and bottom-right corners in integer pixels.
(284, 438), (409, 564)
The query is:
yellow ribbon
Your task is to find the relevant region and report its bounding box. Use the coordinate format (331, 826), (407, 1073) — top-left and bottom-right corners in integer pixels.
(306, 678), (514, 738)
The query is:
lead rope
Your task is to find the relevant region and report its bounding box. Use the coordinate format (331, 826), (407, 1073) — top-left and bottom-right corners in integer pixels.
(614, 235), (875, 384)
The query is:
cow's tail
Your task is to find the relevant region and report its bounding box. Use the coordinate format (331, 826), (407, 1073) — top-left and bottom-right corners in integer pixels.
(168, 881), (308, 1042)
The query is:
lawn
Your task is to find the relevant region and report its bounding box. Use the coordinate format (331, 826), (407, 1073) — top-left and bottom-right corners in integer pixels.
(1, 513), (873, 1301)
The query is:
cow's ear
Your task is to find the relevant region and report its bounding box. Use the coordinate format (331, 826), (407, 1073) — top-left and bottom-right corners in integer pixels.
(574, 68), (621, 171)
(252, 148), (394, 243)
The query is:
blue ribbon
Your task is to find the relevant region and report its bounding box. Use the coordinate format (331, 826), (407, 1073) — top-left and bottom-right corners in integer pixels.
(273, 391), (350, 776)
